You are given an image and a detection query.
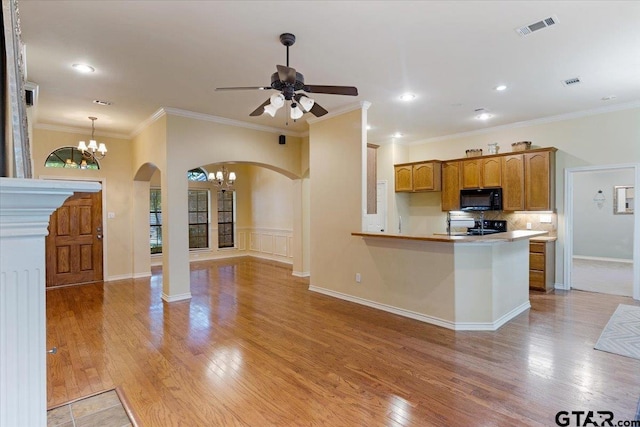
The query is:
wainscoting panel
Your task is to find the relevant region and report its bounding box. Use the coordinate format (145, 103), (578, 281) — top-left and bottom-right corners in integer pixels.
(237, 231), (246, 251)
(261, 234), (274, 254)
(245, 228), (293, 264)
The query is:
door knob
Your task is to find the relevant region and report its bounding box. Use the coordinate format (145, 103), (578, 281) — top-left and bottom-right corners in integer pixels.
(97, 235), (102, 240)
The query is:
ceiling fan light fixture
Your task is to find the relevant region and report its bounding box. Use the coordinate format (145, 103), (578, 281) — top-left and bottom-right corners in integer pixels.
(264, 104), (278, 117)
(270, 93), (285, 108)
(299, 95), (315, 111)
(290, 104), (304, 120)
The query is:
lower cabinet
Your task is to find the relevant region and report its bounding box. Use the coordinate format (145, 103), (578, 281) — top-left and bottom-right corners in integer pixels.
(529, 239), (556, 292)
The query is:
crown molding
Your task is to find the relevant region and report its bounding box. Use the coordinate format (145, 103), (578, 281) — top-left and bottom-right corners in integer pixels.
(136, 107), (305, 138)
(306, 101), (371, 125)
(33, 123), (129, 140)
(129, 108), (167, 138)
(407, 100), (640, 146)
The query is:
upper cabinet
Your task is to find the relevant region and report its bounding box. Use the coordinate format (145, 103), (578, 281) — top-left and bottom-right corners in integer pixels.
(394, 161), (442, 192)
(441, 161), (461, 211)
(397, 147), (556, 212)
(460, 158), (502, 189)
(525, 150), (555, 211)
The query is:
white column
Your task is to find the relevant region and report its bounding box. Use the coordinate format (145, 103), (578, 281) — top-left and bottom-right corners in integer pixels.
(0, 178), (100, 427)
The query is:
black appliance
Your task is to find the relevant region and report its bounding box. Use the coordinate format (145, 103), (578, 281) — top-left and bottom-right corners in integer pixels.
(466, 219), (507, 235)
(460, 188), (503, 211)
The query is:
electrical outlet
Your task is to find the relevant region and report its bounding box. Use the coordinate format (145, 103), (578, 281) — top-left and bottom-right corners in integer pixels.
(539, 214), (552, 223)
(355, 273), (362, 283)
(526, 222), (532, 229)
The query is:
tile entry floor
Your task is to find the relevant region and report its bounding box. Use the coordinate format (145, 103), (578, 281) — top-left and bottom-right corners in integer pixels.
(47, 389), (133, 427)
(572, 257), (634, 297)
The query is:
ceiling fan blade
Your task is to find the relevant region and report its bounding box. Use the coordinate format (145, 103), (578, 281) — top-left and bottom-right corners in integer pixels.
(308, 101), (328, 117)
(276, 65), (297, 84)
(295, 93), (328, 117)
(304, 85), (359, 96)
(215, 86), (271, 91)
(249, 98), (271, 116)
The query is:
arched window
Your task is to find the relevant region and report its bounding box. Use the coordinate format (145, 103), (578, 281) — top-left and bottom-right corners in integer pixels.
(44, 147), (100, 170)
(187, 167), (208, 182)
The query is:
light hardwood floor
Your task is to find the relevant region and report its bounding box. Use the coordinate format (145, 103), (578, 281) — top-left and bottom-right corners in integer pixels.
(46, 257), (640, 426)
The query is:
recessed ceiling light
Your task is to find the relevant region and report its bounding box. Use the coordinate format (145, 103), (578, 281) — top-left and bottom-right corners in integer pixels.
(474, 109), (493, 120)
(392, 132), (403, 138)
(495, 85), (507, 91)
(72, 63), (95, 73)
(601, 95), (617, 101)
(399, 93), (416, 101)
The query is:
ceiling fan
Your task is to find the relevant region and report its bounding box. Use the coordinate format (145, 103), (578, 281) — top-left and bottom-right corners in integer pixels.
(215, 33), (358, 120)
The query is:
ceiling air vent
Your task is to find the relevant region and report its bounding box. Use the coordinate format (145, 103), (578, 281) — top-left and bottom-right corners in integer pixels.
(515, 15), (558, 37)
(562, 77), (581, 87)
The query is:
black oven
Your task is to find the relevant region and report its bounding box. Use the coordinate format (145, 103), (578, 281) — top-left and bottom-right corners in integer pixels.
(460, 188), (503, 211)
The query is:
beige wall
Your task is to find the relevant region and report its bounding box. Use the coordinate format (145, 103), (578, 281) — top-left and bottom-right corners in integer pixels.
(32, 127), (134, 280)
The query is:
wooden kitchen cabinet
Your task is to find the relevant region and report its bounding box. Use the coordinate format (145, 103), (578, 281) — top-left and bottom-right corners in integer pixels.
(481, 157), (502, 187)
(525, 150), (555, 211)
(413, 161), (442, 191)
(501, 154), (525, 210)
(394, 161), (441, 192)
(441, 161), (461, 211)
(460, 158), (501, 189)
(529, 239), (555, 292)
(394, 164), (413, 192)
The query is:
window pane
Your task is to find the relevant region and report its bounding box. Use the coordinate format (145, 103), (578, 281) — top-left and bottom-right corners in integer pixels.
(217, 190), (235, 248)
(197, 212), (207, 223)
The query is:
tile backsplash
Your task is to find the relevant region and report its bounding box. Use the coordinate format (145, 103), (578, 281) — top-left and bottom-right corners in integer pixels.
(482, 211), (557, 236)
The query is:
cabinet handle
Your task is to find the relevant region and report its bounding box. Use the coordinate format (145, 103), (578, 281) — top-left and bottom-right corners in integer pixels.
(47, 347), (57, 355)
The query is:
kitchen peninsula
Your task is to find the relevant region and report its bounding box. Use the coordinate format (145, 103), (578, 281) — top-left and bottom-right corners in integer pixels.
(352, 230), (547, 331)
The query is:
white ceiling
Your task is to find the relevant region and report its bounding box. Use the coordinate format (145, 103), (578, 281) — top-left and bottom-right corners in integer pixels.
(18, 1), (640, 144)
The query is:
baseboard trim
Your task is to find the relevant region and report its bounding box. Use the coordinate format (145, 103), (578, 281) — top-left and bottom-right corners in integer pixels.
(292, 271), (310, 278)
(105, 274), (132, 282)
(573, 255), (633, 263)
(308, 286), (530, 331)
(161, 292), (192, 303)
(132, 272), (151, 279)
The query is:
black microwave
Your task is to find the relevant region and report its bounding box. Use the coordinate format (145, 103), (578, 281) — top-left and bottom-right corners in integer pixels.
(460, 188), (503, 211)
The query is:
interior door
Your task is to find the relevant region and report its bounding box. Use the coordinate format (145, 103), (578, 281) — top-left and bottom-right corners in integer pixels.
(46, 191), (103, 287)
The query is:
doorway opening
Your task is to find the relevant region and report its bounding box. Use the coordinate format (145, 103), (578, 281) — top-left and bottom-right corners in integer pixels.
(564, 164), (639, 300)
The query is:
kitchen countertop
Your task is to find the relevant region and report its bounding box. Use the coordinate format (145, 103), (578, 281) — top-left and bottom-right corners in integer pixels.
(352, 230), (548, 243)
(530, 236), (557, 242)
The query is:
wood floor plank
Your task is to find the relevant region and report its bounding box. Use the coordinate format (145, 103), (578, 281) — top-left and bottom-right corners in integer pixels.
(46, 257), (640, 426)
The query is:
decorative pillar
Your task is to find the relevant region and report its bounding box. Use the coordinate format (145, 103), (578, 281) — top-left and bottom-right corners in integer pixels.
(0, 178), (100, 427)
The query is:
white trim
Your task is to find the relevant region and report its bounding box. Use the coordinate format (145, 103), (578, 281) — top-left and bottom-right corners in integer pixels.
(308, 286), (529, 331)
(105, 274), (132, 282)
(34, 123), (130, 140)
(129, 108), (167, 137)
(133, 272), (151, 279)
(564, 163), (640, 300)
(292, 271), (310, 278)
(572, 255), (633, 264)
(161, 292), (192, 303)
(306, 101), (371, 125)
(162, 107), (303, 137)
(406, 101), (640, 146)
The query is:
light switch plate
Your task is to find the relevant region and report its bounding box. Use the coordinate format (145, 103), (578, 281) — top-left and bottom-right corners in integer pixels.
(108, 212), (116, 219)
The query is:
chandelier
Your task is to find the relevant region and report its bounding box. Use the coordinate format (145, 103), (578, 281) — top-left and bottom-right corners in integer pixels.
(77, 116), (107, 162)
(208, 165), (236, 192)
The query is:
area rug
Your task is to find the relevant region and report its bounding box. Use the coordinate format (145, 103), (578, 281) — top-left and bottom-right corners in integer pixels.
(594, 304), (640, 361)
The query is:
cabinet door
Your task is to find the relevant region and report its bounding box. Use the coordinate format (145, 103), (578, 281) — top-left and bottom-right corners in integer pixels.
(441, 161), (461, 211)
(501, 154), (525, 211)
(481, 158), (502, 187)
(460, 159), (481, 189)
(525, 151), (551, 210)
(413, 162), (442, 191)
(394, 165), (413, 192)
